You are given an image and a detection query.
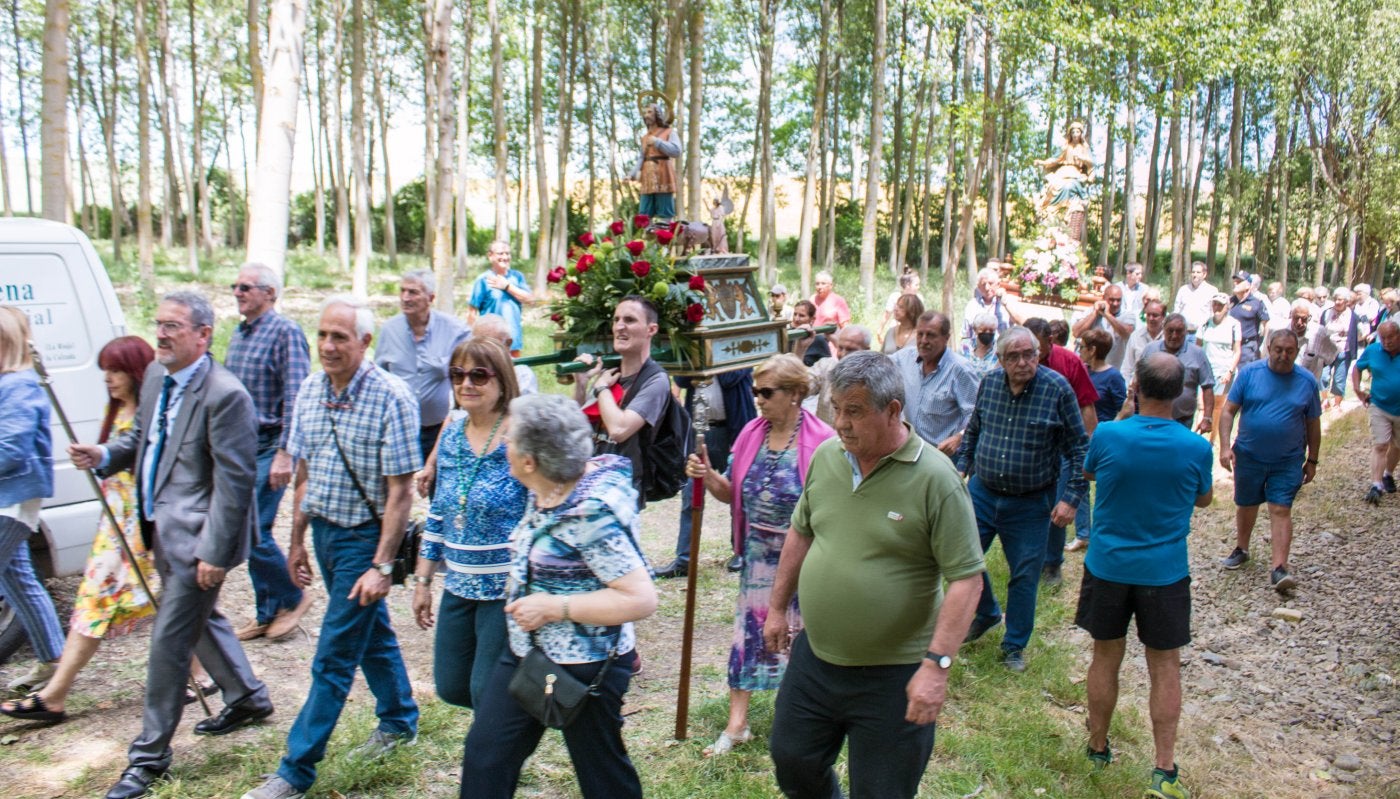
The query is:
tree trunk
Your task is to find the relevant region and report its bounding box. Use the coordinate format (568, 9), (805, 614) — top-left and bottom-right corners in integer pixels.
(1275, 102), (1294, 287)
(40, 0), (70, 223)
(885, 1), (908, 275)
(1205, 92), (1224, 270)
(1142, 85), (1166, 276)
(156, 0), (177, 247)
(1098, 97), (1116, 270)
(375, 44), (397, 265)
(331, 4), (349, 271)
(189, 0), (213, 260)
(857, 0), (886, 303)
(795, 0), (831, 298)
(248, 0), (264, 133)
(821, 29), (841, 276)
(490, 0), (508, 241)
(11, 0), (33, 212)
(1225, 77), (1244, 273)
(429, 0), (455, 309)
(453, 3), (473, 272)
(1119, 55), (1138, 267)
(349, 0), (370, 295)
(757, 0), (777, 281)
(0, 99), (11, 215)
(530, 0), (550, 285)
(135, 0), (155, 284)
(686, 0), (703, 221)
(897, 25), (933, 271)
(549, 0), (576, 270)
(99, 3), (124, 261)
(245, 0), (307, 276)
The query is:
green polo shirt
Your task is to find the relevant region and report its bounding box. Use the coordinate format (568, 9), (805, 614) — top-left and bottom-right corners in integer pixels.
(790, 424), (985, 666)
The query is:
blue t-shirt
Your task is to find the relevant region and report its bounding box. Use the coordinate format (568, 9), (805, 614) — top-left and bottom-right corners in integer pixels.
(1227, 360), (1321, 463)
(1088, 366), (1127, 424)
(469, 268), (529, 350)
(1356, 341), (1400, 415)
(1084, 416), (1212, 586)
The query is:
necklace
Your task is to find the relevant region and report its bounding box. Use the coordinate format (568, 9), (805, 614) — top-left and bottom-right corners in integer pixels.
(757, 419), (800, 497)
(452, 412), (505, 532)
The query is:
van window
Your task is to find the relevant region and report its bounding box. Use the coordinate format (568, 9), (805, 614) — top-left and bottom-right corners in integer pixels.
(0, 253), (93, 368)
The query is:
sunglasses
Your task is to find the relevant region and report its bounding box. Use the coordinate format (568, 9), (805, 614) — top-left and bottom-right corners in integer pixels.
(450, 366), (497, 386)
(752, 387), (785, 399)
(230, 283), (268, 293)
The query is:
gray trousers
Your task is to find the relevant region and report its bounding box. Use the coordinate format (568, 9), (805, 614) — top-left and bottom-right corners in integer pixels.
(128, 524), (269, 772)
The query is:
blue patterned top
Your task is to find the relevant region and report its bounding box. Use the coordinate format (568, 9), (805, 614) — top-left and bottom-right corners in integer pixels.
(738, 445), (802, 533)
(505, 455), (648, 663)
(421, 418), (527, 600)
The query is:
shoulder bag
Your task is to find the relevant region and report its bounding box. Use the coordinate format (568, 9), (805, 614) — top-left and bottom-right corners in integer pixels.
(326, 410), (422, 586)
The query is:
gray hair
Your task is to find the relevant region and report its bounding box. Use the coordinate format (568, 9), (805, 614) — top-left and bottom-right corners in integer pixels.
(487, 239), (511, 255)
(1290, 298), (1315, 316)
(996, 326), (1038, 359)
(1354, 283), (1372, 296)
(1136, 352), (1184, 402)
(1163, 312), (1187, 329)
(815, 270), (834, 284)
(240, 262), (282, 296)
(402, 268), (437, 295)
(471, 313), (513, 348)
(320, 294), (375, 339)
(163, 290), (214, 328)
(838, 324), (873, 352)
(829, 350), (904, 412)
(971, 311), (999, 331)
(509, 393), (594, 483)
(1333, 287), (1353, 302)
(976, 266), (1001, 284)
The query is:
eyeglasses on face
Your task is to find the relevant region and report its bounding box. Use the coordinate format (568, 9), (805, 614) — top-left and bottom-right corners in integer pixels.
(230, 283), (269, 293)
(1001, 350), (1038, 364)
(450, 366), (497, 386)
(753, 386), (786, 399)
(155, 320), (194, 335)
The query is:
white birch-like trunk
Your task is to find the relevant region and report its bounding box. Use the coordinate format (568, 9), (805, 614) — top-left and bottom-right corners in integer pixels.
(245, 0), (308, 277)
(40, 0), (70, 222)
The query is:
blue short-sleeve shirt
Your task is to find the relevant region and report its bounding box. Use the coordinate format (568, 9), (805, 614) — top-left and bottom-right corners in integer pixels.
(1227, 360), (1321, 463)
(469, 268), (530, 351)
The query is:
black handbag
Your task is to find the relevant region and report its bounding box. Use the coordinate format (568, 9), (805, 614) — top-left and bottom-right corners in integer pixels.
(507, 529), (619, 729)
(326, 412), (421, 586)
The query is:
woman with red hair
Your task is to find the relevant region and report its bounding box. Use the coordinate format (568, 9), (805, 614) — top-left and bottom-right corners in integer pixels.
(2, 335), (213, 722)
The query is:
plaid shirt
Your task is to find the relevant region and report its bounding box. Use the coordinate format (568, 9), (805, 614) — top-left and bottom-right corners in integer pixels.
(225, 310), (311, 450)
(956, 365), (1089, 507)
(287, 360), (422, 528)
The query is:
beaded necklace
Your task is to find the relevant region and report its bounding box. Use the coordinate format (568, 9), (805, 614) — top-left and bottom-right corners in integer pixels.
(452, 412), (505, 532)
(756, 418), (800, 496)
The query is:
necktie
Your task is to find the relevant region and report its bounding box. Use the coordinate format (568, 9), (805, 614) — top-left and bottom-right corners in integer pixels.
(144, 376), (176, 519)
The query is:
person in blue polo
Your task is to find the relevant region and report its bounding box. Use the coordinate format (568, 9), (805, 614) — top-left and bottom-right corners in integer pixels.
(1353, 320), (1400, 505)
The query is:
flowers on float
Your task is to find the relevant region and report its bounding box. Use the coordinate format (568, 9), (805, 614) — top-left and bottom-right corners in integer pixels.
(625, 240), (646, 256)
(564, 281), (582, 298)
(631, 260), (652, 278)
(655, 228), (675, 246)
(688, 275), (705, 291)
(633, 213), (651, 229)
(546, 266), (566, 283)
(578, 231), (595, 247)
(1011, 227), (1088, 303)
(609, 220), (626, 235)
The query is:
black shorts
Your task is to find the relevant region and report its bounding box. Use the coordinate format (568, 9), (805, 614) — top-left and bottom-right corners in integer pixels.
(1075, 568), (1192, 651)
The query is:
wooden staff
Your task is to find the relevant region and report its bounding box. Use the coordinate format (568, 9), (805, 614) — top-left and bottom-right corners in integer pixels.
(29, 342), (213, 717)
(674, 379), (711, 740)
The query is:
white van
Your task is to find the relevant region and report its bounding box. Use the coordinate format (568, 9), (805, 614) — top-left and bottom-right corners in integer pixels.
(0, 219), (126, 663)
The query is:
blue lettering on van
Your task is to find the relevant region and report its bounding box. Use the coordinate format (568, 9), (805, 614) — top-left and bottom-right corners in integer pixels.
(1, 283), (35, 302)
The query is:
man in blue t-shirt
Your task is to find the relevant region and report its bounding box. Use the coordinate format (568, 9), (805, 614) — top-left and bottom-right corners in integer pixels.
(1218, 329), (1322, 593)
(467, 240), (533, 356)
(1077, 352), (1212, 799)
(1353, 320), (1400, 505)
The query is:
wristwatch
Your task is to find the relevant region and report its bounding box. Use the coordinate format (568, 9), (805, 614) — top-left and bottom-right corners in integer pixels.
(924, 651), (953, 670)
(373, 561), (395, 576)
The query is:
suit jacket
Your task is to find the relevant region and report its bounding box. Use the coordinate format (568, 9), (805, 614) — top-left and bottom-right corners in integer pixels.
(104, 357), (259, 570)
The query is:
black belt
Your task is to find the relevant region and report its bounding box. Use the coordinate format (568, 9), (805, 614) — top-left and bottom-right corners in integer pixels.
(985, 481), (1054, 498)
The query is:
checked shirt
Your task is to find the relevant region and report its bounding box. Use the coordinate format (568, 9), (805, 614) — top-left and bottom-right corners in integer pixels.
(287, 360), (422, 528)
(955, 365), (1089, 507)
(225, 309), (311, 450)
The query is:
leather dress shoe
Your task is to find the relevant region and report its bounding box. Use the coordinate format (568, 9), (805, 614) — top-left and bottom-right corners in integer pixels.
(105, 766), (168, 799)
(653, 559), (687, 579)
(725, 554), (744, 573)
(194, 699), (274, 736)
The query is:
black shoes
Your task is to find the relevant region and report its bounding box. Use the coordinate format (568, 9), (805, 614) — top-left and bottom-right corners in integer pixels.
(1365, 485), (1384, 506)
(193, 699), (274, 736)
(653, 560), (688, 579)
(1384, 473), (1397, 493)
(963, 614), (1002, 644)
(1040, 563), (1062, 587)
(105, 766), (168, 799)
(726, 554), (745, 573)
(1270, 567), (1297, 593)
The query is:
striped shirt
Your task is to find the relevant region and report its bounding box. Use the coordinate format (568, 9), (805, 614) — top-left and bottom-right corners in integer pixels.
(421, 419), (528, 600)
(956, 365), (1089, 507)
(224, 310), (311, 450)
(287, 360), (422, 528)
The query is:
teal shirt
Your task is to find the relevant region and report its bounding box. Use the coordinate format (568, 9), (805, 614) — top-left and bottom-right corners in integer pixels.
(1357, 341), (1400, 416)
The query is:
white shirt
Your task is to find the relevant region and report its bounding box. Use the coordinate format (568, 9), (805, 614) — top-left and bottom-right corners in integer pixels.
(1173, 281), (1218, 331)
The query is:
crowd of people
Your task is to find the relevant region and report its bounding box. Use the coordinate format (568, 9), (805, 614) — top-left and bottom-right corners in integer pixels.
(0, 252), (1394, 799)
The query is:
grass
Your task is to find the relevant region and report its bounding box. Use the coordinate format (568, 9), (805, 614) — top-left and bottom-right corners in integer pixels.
(35, 238), (1262, 799)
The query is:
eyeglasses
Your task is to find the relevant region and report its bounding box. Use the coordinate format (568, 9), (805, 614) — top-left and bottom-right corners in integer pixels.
(230, 283), (269, 293)
(155, 320), (193, 335)
(753, 386), (785, 399)
(1001, 350), (1038, 364)
(450, 366), (497, 386)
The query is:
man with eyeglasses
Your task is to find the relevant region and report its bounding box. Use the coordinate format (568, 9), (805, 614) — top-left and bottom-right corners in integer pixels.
(956, 326), (1089, 674)
(467, 240), (532, 357)
(240, 296), (421, 799)
(70, 292), (270, 799)
(224, 263), (313, 643)
(1290, 299), (1337, 382)
(807, 324), (874, 426)
(375, 269), (470, 468)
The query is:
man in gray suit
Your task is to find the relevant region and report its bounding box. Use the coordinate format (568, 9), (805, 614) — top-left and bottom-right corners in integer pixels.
(71, 291), (272, 799)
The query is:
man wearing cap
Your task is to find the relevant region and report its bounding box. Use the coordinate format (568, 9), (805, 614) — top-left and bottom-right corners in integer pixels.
(1172, 261), (1217, 339)
(1229, 270), (1270, 366)
(769, 284), (793, 322)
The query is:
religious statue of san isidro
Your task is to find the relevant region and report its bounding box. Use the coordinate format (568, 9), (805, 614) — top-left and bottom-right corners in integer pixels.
(629, 90), (682, 227)
(1033, 120), (1094, 244)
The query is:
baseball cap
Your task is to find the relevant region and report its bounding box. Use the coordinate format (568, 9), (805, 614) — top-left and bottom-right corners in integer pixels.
(1211, 292), (1231, 305)
(770, 284), (787, 296)
(1231, 269), (1251, 283)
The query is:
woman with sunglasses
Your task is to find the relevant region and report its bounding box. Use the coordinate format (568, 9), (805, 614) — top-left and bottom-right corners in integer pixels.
(410, 338), (528, 711)
(683, 353), (835, 756)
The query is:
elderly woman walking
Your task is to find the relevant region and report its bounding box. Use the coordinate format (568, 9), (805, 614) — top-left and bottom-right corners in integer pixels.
(684, 353), (835, 756)
(459, 393), (656, 799)
(412, 338), (528, 711)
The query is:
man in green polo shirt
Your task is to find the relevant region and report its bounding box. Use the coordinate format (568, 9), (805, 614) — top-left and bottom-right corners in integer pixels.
(764, 350), (985, 799)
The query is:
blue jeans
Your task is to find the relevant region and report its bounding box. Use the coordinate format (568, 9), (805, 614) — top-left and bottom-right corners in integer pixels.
(278, 518), (418, 791)
(969, 476), (1055, 653)
(675, 421), (736, 563)
(459, 650), (641, 799)
(1044, 456), (1076, 567)
(249, 441), (303, 624)
(0, 517), (63, 662)
(433, 592), (507, 709)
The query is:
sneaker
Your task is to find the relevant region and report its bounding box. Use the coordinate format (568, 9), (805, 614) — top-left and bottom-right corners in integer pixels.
(1145, 766), (1189, 798)
(347, 728), (416, 761)
(6, 661), (56, 693)
(1002, 648), (1027, 673)
(963, 614), (1002, 644)
(1040, 563), (1062, 587)
(1384, 473), (1397, 493)
(1087, 742), (1113, 769)
(1365, 485), (1383, 506)
(1220, 548), (1249, 570)
(241, 775), (303, 799)
(1065, 537), (1088, 553)
(1270, 567), (1297, 593)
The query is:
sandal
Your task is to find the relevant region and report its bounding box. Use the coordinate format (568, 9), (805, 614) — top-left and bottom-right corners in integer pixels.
(184, 681), (219, 705)
(0, 692), (66, 723)
(703, 726), (753, 757)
